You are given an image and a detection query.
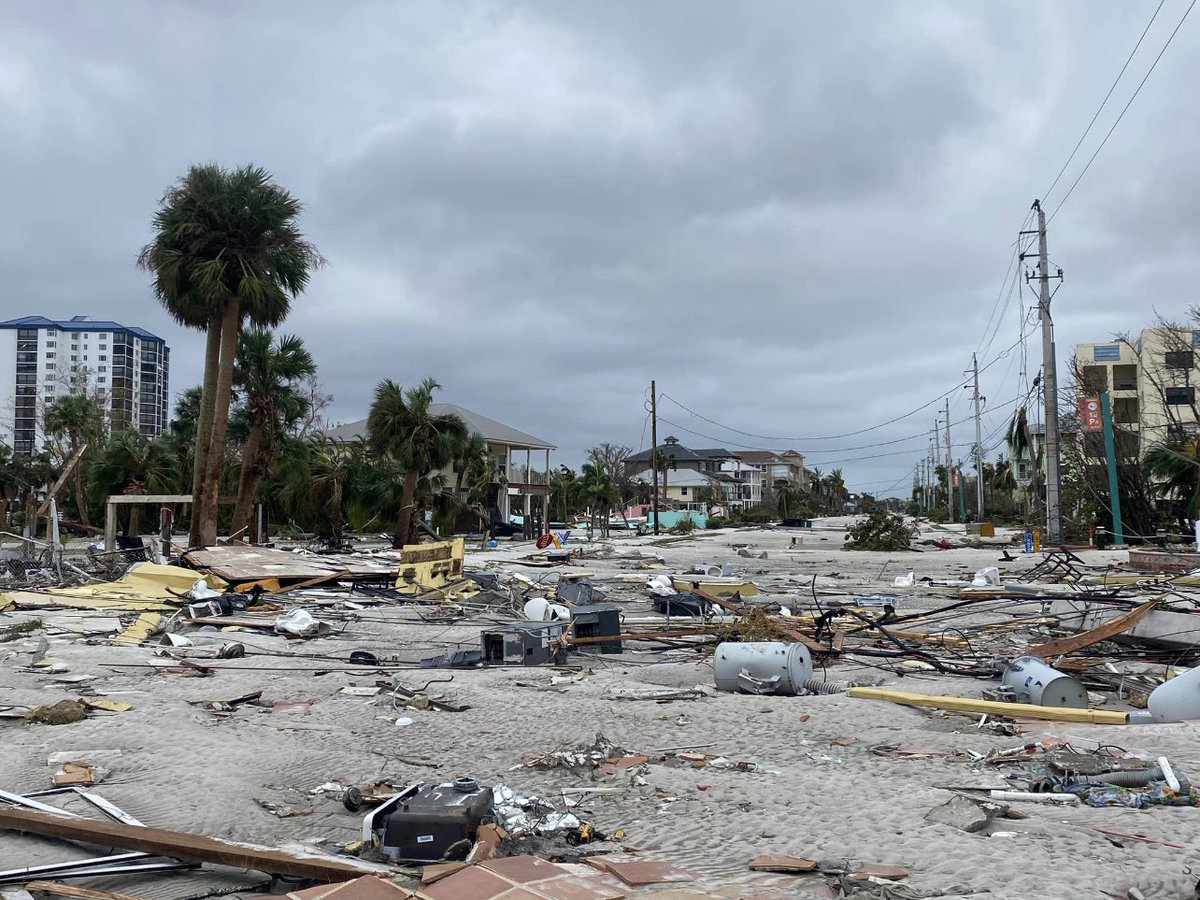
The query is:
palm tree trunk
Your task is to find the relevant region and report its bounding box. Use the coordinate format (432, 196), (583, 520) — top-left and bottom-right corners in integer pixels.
(395, 469), (419, 548)
(73, 471), (89, 528)
(199, 299), (240, 546)
(127, 504), (141, 538)
(231, 418), (265, 536)
(189, 314), (223, 547)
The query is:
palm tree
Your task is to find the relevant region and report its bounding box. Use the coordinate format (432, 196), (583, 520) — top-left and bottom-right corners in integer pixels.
(1145, 439), (1200, 519)
(777, 480), (803, 520)
(230, 330), (316, 535)
(649, 449), (675, 504)
(550, 466), (577, 524)
(577, 462), (619, 537)
(44, 394), (105, 527)
(138, 163), (323, 548)
(87, 431), (179, 536)
(451, 432), (488, 499)
(366, 378), (467, 548)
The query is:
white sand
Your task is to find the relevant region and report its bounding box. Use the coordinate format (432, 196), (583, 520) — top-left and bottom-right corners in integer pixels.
(2, 520), (1200, 899)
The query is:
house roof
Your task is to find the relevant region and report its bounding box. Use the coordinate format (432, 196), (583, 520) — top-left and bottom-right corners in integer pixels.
(736, 450), (787, 465)
(322, 402), (555, 450)
(627, 442), (739, 465)
(0, 315), (163, 342)
(627, 467), (718, 487)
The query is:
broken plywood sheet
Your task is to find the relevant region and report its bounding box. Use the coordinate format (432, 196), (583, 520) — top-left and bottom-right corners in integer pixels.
(184, 546), (401, 583)
(1, 563), (223, 612)
(395, 538), (465, 594)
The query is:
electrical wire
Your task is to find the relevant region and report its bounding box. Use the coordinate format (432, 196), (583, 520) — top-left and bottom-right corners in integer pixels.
(1049, 0), (1197, 222)
(1041, 0), (1168, 206)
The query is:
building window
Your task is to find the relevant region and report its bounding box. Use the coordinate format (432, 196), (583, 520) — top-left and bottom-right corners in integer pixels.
(71, 332), (79, 339)
(1080, 366), (1108, 393)
(1112, 364), (1138, 391)
(71, 344), (78, 350)
(1165, 387), (1194, 405)
(45, 352), (54, 359)
(71, 355), (77, 361)
(99, 355), (107, 361)
(45, 363), (55, 370)
(680, 487), (689, 496)
(98, 365), (107, 372)
(46, 340), (55, 348)
(1166, 351), (1195, 370)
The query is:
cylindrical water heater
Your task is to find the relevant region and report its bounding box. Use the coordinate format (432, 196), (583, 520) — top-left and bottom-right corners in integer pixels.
(714, 642), (813, 696)
(1001, 656), (1088, 708)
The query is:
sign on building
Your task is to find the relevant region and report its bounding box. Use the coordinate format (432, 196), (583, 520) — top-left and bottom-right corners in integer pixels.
(1078, 396), (1102, 432)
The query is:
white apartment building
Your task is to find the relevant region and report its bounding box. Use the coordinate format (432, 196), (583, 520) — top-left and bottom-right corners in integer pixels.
(1072, 327), (1200, 460)
(0, 315), (170, 454)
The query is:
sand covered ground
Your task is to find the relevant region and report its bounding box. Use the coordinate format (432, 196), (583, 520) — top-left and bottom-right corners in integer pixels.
(2, 519), (1199, 899)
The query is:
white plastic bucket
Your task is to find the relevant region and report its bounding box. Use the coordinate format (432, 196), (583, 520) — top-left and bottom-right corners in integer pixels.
(714, 642), (813, 696)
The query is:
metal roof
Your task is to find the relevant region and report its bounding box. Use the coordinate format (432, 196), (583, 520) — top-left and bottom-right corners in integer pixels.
(323, 402), (555, 450)
(0, 315), (164, 342)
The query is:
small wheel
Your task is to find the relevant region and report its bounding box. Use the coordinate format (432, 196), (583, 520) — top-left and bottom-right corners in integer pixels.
(342, 786), (365, 812)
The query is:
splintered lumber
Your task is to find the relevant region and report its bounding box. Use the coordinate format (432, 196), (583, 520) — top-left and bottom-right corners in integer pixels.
(1026, 599), (1158, 659)
(0, 806), (387, 880)
(25, 882), (142, 900)
(847, 686), (1129, 724)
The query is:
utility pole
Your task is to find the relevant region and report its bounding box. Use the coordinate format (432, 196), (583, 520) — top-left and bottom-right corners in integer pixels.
(972, 353), (984, 521)
(933, 423), (941, 514)
(1025, 200), (1064, 544)
(650, 380), (659, 536)
(944, 398), (953, 522)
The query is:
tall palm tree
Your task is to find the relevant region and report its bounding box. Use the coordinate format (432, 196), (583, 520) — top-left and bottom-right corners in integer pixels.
(366, 378), (467, 548)
(138, 163), (323, 548)
(550, 466), (577, 523)
(44, 393), (105, 526)
(87, 431), (179, 536)
(230, 330), (316, 534)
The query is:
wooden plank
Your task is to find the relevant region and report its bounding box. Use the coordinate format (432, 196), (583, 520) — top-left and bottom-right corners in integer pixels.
(847, 686), (1128, 724)
(1027, 599), (1158, 659)
(26, 881), (142, 900)
(0, 806), (387, 880)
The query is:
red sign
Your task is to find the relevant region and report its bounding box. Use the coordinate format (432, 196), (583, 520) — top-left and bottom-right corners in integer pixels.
(1078, 396), (1102, 432)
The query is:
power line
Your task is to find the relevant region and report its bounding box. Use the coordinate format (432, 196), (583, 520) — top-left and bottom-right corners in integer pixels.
(1041, 0), (1168, 206)
(1049, 0), (1197, 222)
(657, 330), (1033, 446)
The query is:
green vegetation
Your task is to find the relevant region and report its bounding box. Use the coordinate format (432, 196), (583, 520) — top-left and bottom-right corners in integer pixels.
(844, 511), (912, 551)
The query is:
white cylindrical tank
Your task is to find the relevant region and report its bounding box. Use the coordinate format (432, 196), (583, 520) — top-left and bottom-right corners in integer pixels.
(1148, 666), (1200, 723)
(1001, 656), (1088, 708)
(714, 642), (813, 696)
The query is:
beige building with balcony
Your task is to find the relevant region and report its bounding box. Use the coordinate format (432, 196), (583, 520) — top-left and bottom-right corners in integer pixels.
(1073, 326), (1200, 458)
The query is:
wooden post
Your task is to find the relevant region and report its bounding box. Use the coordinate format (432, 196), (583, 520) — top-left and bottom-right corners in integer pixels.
(159, 507), (173, 558)
(104, 500), (118, 552)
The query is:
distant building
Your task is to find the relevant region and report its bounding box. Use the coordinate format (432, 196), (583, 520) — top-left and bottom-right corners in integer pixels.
(0, 315), (170, 454)
(1072, 327), (1200, 460)
(323, 402), (555, 526)
(625, 438), (808, 509)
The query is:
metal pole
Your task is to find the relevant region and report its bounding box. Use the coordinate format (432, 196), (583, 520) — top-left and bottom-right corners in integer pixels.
(1034, 200), (1063, 544)
(650, 380), (659, 536)
(973, 353), (984, 520)
(945, 398), (953, 522)
(1099, 392), (1125, 546)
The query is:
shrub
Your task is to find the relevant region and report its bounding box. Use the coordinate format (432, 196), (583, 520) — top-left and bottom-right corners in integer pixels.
(844, 511), (912, 551)
(705, 515), (727, 529)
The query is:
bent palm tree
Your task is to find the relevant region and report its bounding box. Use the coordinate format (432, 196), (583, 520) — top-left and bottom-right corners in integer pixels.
(367, 378), (466, 548)
(44, 394), (105, 527)
(1145, 439), (1200, 519)
(138, 163), (323, 547)
(230, 331), (316, 535)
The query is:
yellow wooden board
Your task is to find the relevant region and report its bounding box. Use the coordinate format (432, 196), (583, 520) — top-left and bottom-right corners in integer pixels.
(848, 686), (1128, 724)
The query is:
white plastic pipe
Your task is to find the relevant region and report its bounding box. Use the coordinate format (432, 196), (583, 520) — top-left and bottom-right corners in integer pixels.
(989, 790), (1080, 805)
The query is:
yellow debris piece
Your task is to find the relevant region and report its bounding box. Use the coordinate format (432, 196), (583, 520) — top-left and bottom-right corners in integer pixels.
(80, 697), (133, 712)
(111, 612), (163, 646)
(0, 562), (225, 611)
(847, 686), (1129, 725)
(394, 538), (468, 595)
(234, 577), (282, 593)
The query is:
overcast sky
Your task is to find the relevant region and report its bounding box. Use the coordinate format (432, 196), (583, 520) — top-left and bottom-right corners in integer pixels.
(3, 1), (1197, 496)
